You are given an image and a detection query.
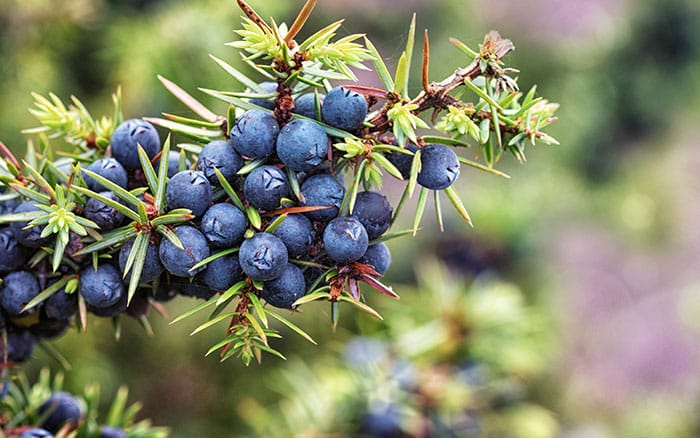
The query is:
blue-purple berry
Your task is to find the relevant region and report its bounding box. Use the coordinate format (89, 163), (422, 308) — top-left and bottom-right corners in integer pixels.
(293, 92), (324, 119)
(276, 118), (328, 171)
(417, 144), (460, 190)
(243, 165), (289, 211)
(79, 264), (124, 309)
(239, 233), (288, 281)
(170, 276), (217, 301)
(350, 191), (393, 240)
(0, 228), (26, 273)
(261, 263), (305, 309)
(359, 243), (392, 275)
(19, 428), (53, 438)
(39, 392), (83, 433)
(10, 201), (49, 248)
(166, 170), (212, 217)
(158, 225), (210, 278)
(0, 195), (19, 216)
(200, 203), (247, 248)
(2, 329), (35, 363)
(301, 174), (345, 222)
(271, 214), (315, 258)
(360, 404), (402, 438)
(1, 270), (41, 316)
(196, 139), (244, 186)
(110, 118), (161, 170)
(86, 290), (127, 317)
(386, 142), (418, 179)
(156, 150), (191, 178)
(83, 158), (127, 192)
(44, 282), (77, 320)
(119, 238), (164, 284)
(230, 109), (280, 159)
(202, 253), (243, 291)
(29, 317), (71, 340)
(84, 192), (125, 231)
(248, 81), (277, 110)
(99, 425), (127, 438)
(322, 86), (368, 132)
(323, 217), (369, 264)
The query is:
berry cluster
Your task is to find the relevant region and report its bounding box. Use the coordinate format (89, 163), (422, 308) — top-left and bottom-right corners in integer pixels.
(0, 94), (402, 366)
(0, 0), (558, 365)
(1, 368), (168, 437)
(0, 82), (464, 365)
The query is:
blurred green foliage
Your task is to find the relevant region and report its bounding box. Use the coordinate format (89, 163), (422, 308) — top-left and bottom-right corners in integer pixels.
(240, 260), (556, 437)
(3, 0), (700, 436)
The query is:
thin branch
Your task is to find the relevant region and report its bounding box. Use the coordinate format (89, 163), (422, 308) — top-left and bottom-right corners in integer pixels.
(422, 29), (430, 92)
(237, 0), (272, 33)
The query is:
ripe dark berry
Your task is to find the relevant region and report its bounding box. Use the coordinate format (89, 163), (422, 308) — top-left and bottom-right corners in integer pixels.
(10, 201), (49, 248)
(153, 283), (177, 302)
(39, 391), (83, 433)
(119, 238), (164, 284)
(243, 165), (289, 211)
(417, 144), (460, 190)
(0, 228), (26, 273)
(2, 329), (35, 363)
(19, 428), (53, 438)
(0, 195), (19, 215)
(86, 290), (127, 317)
(271, 214), (315, 258)
(44, 283), (77, 320)
(303, 267), (325, 290)
(124, 288), (151, 318)
(99, 425), (128, 438)
(323, 217), (369, 264)
(202, 253), (243, 291)
(276, 118), (328, 171)
(261, 263), (305, 309)
(110, 118), (161, 170)
(322, 86), (368, 132)
(1, 271), (41, 316)
(350, 191), (393, 240)
(196, 139), (244, 186)
(300, 174), (345, 222)
(248, 81), (277, 109)
(158, 225), (210, 277)
(293, 92), (324, 119)
(156, 150), (191, 178)
(239, 232), (288, 281)
(201, 203), (247, 248)
(386, 142), (418, 179)
(360, 404), (402, 438)
(84, 192), (125, 231)
(170, 276), (217, 301)
(230, 109), (280, 159)
(82, 158), (128, 192)
(165, 170), (212, 217)
(79, 264), (124, 309)
(360, 242), (392, 275)
(29, 317), (71, 340)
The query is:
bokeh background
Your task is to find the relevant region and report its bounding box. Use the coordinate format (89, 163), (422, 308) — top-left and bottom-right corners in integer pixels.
(2, 0), (700, 436)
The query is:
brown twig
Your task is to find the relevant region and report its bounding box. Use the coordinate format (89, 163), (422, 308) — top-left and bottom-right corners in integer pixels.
(365, 32), (514, 141)
(237, 0), (272, 33)
(422, 29), (430, 92)
(220, 289), (253, 357)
